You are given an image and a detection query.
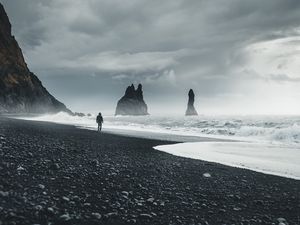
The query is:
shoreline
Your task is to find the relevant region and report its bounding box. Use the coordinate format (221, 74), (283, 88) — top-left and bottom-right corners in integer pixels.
(155, 143), (300, 181)
(103, 126), (300, 181)
(0, 116), (299, 225)
(13, 114), (238, 143)
(14, 115), (300, 180)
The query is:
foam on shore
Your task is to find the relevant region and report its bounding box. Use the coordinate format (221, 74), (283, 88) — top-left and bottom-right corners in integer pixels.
(154, 142), (300, 180)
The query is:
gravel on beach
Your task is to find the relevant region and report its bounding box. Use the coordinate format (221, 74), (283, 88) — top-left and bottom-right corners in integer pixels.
(0, 117), (299, 225)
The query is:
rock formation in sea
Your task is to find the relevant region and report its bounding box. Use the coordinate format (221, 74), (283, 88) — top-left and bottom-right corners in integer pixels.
(0, 3), (70, 114)
(185, 89), (198, 116)
(115, 84), (149, 116)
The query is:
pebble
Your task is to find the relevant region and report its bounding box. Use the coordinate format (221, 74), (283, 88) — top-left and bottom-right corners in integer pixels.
(105, 212), (118, 218)
(140, 213), (153, 219)
(0, 191), (9, 197)
(147, 197), (155, 203)
(47, 207), (54, 214)
(277, 218), (288, 225)
(127, 219), (137, 224)
(91, 212), (102, 219)
(62, 196), (70, 201)
(35, 205), (43, 211)
(60, 213), (71, 221)
(255, 200), (264, 206)
(51, 163), (60, 170)
(233, 207), (241, 211)
(17, 166), (25, 171)
(203, 173), (211, 178)
(38, 184), (45, 189)
(150, 212), (157, 217)
(219, 209), (226, 213)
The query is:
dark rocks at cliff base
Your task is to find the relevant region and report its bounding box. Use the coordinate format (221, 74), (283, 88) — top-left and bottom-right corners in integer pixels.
(185, 89), (198, 116)
(115, 84), (149, 116)
(0, 3), (71, 114)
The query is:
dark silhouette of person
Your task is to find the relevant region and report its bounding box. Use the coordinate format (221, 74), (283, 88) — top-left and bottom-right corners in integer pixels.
(96, 112), (103, 132)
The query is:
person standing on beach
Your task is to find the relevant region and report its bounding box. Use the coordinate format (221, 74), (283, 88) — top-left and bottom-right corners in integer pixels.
(96, 112), (104, 132)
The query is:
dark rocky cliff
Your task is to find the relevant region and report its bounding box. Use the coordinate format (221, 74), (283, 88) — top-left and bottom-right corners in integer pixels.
(115, 84), (149, 116)
(0, 3), (70, 114)
(185, 89), (198, 116)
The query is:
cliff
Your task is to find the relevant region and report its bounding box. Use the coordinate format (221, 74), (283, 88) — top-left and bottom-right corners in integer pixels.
(0, 3), (70, 114)
(185, 89), (198, 116)
(115, 84), (149, 116)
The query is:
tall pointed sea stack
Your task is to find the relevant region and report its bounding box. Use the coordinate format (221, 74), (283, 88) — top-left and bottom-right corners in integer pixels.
(0, 3), (70, 114)
(185, 89), (198, 116)
(115, 84), (149, 116)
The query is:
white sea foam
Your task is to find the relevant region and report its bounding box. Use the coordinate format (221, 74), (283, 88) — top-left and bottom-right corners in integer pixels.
(154, 142), (300, 180)
(21, 112), (300, 145)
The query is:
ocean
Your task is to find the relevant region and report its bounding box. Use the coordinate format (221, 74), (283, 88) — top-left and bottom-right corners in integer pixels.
(21, 112), (300, 145)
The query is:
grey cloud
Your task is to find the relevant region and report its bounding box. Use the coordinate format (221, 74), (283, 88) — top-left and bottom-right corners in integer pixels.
(267, 74), (300, 83)
(240, 69), (300, 83)
(1, 0), (300, 113)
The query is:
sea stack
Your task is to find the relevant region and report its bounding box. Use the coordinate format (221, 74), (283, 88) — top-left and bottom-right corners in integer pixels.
(115, 84), (149, 116)
(185, 89), (198, 116)
(0, 3), (70, 114)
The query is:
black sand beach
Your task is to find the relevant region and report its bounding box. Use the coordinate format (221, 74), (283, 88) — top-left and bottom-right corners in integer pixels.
(0, 117), (299, 225)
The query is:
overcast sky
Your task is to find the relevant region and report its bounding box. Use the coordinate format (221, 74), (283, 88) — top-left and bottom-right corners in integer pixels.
(2, 0), (300, 115)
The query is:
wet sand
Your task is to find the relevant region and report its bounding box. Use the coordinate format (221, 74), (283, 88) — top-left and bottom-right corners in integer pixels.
(0, 117), (299, 225)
